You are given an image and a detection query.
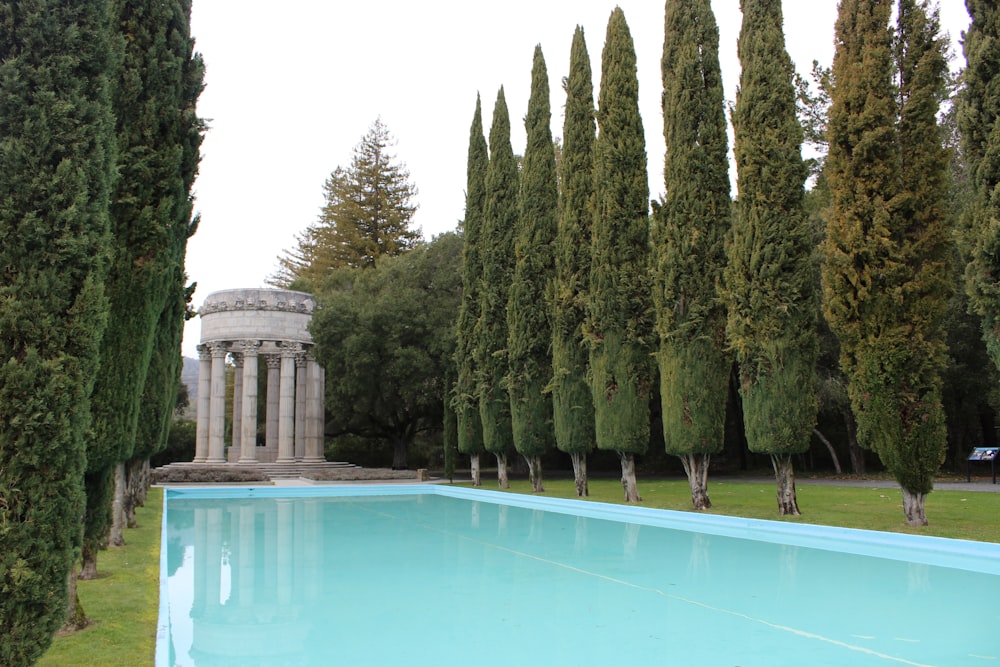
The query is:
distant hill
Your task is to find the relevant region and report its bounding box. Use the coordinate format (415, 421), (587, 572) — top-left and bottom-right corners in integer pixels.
(181, 356), (199, 406)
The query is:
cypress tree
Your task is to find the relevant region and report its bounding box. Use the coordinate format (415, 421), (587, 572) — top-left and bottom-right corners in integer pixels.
(0, 1), (116, 662)
(453, 95), (488, 486)
(588, 8), (653, 503)
(655, 0), (732, 511)
(508, 45), (557, 493)
(552, 26), (597, 497)
(725, 0), (817, 516)
(824, 0), (951, 526)
(962, 1), (1000, 368)
(478, 88), (518, 488)
(83, 0), (204, 574)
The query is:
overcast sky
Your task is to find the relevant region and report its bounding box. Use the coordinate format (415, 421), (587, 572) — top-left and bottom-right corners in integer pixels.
(182, 1), (972, 357)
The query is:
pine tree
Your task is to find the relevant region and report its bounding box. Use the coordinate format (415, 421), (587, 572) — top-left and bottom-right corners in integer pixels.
(478, 88), (518, 488)
(725, 0), (817, 516)
(453, 95), (488, 486)
(655, 0), (732, 511)
(588, 8), (653, 503)
(962, 1), (1000, 368)
(824, 0), (951, 526)
(0, 2), (116, 662)
(82, 0), (204, 573)
(508, 45), (557, 493)
(552, 26), (597, 497)
(271, 118), (420, 288)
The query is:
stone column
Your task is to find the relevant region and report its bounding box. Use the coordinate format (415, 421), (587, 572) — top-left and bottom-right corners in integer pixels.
(230, 353), (244, 463)
(276, 343), (299, 463)
(265, 354), (281, 459)
(239, 340), (260, 463)
(207, 342), (228, 463)
(194, 344), (212, 462)
(304, 354), (325, 462)
(295, 353), (308, 461)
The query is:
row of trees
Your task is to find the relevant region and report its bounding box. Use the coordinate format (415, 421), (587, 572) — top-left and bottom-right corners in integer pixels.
(0, 1), (203, 664)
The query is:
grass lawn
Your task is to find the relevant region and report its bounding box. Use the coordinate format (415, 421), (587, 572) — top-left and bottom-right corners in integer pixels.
(38, 486), (162, 667)
(36, 477), (999, 665)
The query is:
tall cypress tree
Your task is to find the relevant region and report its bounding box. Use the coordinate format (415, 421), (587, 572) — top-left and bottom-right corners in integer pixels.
(508, 45), (557, 493)
(454, 95), (488, 486)
(478, 88), (518, 488)
(655, 0), (731, 511)
(0, 2), (116, 662)
(725, 0), (817, 516)
(824, 0), (951, 526)
(589, 8), (653, 503)
(553, 26), (597, 497)
(962, 1), (1000, 369)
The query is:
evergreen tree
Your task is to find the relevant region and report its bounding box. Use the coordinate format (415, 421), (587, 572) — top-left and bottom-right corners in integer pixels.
(82, 0), (204, 573)
(824, 0), (951, 526)
(271, 118), (420, 288)
(0, 2), (116, 662)
(655, 0), (731, 511)
(508, 45), (557, 493)
(552, 25), (597, 497)
(962, 1), (1000, 368)
(478, 88), (518, 488)
(725, 0), (817, 516)
(588, 8), (653, 503)
(453, 96), (488, 486)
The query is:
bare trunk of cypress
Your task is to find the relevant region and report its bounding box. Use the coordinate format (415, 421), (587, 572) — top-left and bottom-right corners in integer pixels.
(619, 451), (641, 502)
(679, 453), (712, 510)
(60, 570), (89, 634)
(841, 406), (865, 474)
(525, 455), (544, 492)
(771, 453), (800, 516)
(570, 452), (588, 497)
(392, 438), (407, 470)
(124, 458), (149, 529)
(902, 488), (928, 526)
(495, 452), (509, 489)
(109, 463), (126, 547)
(78, 546), (98, 581)
(470, 452), (481, 486)
(811, 428), (843, 474)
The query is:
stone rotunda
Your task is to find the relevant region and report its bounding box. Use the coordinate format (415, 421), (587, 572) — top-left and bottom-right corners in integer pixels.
(194, 288), (325, 464)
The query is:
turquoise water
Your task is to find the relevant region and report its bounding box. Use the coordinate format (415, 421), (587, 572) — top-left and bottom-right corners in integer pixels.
(159, 486), (1000, 666)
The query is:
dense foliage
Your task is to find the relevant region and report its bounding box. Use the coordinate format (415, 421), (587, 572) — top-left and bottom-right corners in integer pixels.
(655, 0), (731, 510)
(726, 0), (817, 515)
(0, 2), (116, 662)
(587, 8), (653, 502)
(507, 46), (557, 492)
(552, 26), (597, 497)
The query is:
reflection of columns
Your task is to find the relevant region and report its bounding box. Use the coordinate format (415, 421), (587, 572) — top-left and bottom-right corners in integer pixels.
(231, 353), (244, 462)
(194, 345), (212, 462)
(277, 344), (299, 463)
(207, 342), (228, 463)
(239, 340), (260, 463)
(294, 354), (308, 461)
(205, 507), (223, 611)
(304, 354), (325, 462)
(238, 503), (255, 607)
(277, 500), (294, 606)
(265, 355), (281, 454)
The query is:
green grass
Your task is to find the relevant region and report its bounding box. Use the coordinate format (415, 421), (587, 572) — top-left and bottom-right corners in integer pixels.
(469, 477), (1000, 543)
(38, 486), (162, 667)
(34, 478), (1000, 665)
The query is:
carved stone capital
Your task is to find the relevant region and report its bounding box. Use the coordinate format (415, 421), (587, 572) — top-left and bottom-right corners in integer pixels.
(197, 344), (211, 361)
(239, 339), (261, 357)
(266, 354), (282, 370)
(208, 341), (228, 358)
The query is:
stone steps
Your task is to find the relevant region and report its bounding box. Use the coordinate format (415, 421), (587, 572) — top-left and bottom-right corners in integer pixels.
(156, 460), (358, 481)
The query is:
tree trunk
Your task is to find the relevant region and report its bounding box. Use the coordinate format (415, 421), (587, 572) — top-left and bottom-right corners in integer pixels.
(525, 455), (544, 492)
(125, 458), (149, 529)
(679, 453), (712, 510)
(470, 452), (481, 487)
(391, 438), (407, 470)
(619, 451), (641, 502)
(570, 451), (588, 497)
(841, 404), (865, 474)
(79, 544), (99, 581)
(902, 487), (928, 526)
(61, 569), (90, 633)
(812, 428), (843, 474)
(495, 452), (509, 489)
(771, 453), (801, 516)
(109, 462), (126, 547)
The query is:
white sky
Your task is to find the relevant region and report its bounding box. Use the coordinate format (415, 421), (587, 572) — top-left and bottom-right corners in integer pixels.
(182, 0), (972, 358)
